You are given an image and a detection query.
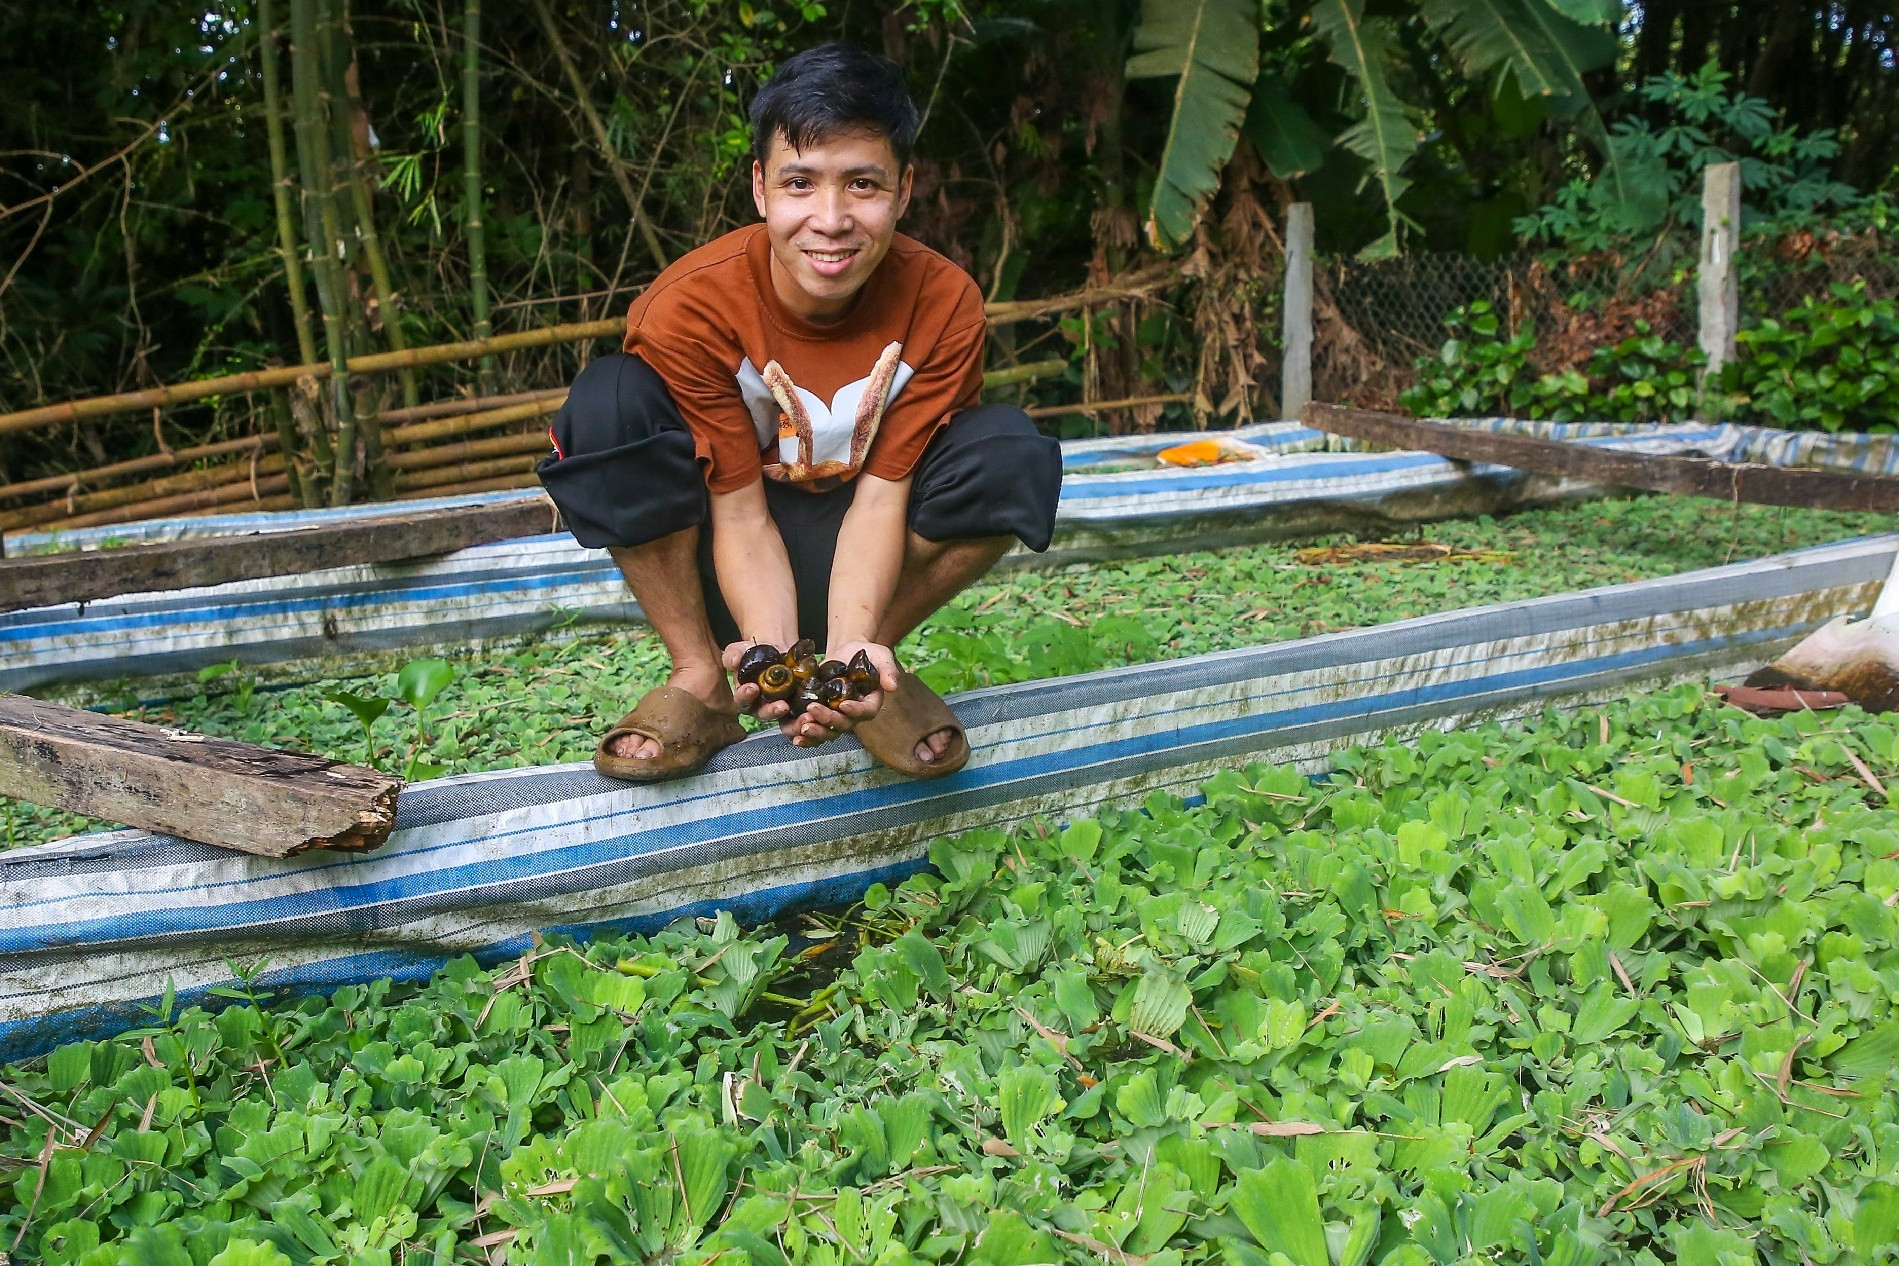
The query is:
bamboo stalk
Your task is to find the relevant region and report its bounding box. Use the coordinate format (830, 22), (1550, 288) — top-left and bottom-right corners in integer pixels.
(0, 454), (290, 531)
(464, 0), (494, 392)
(289, 0), (360, 507)
(379, 387), (567, 426)
(258, 0), (319, 369)
(983, 358), (1070, 389)
(530, 0), (668, 274)
(391, 471), (542, 500)
(384, 395), (564, 447)
(332, 15), (419, 409)
(384, 429), (548, 472)
(393, 453), (539, 492)
(0, 319), (622, 436)
(0, 435), (274, 503)
(19, 473), (294, 534)
(265, 392), (304, 507)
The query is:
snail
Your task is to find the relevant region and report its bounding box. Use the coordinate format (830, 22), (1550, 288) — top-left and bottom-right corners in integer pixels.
(736, 641), (879, 711)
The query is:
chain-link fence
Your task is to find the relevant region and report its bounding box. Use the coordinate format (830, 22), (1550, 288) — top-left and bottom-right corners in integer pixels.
(1314, 231), (1895, 409)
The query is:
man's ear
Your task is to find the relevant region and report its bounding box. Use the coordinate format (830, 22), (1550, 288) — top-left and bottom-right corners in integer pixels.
(752, 158), (767, 219)
(895, 163), (914, 220)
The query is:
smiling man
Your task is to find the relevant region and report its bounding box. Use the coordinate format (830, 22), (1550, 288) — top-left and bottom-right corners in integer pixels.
(536, 43), (1061, 783)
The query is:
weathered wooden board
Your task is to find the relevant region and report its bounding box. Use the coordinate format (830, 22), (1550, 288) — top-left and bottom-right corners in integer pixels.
(0, 694), (403, 856)
(1303, 403), (1899, 513)
(0, 495), (560, 612)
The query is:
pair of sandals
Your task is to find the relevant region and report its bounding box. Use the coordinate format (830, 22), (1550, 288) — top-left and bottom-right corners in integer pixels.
(592, 669), (969, 783)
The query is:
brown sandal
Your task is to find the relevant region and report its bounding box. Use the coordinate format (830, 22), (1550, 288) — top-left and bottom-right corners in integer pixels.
(593, 687), (746, 783)
(853, 671), (971, 779)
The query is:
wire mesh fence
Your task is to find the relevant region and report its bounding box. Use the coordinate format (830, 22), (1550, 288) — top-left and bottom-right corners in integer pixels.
(1314, 232), (1896, 409)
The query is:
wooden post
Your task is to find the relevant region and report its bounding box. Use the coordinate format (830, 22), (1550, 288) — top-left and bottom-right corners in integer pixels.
(1281, 203), (1314, 421)
(0, 695), (403, 856)
(1697, 161), (1741, 419)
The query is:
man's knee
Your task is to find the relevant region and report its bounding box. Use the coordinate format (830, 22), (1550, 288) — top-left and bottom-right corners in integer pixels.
(537, 353), (705, 549)
(909, 403), (1062, 552)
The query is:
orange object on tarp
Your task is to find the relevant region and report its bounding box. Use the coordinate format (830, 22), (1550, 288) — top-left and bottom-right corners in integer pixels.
(1156, 437), (1259, 467)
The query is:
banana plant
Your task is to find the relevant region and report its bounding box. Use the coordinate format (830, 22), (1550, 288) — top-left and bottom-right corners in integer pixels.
(1128, 0), (1629, 257)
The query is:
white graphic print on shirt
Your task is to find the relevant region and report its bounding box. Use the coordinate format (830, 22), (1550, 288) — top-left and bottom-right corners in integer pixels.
(735, 341), (914, 483)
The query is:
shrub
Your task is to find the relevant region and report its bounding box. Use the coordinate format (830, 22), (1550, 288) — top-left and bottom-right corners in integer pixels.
(1725, 280), (1899, 432)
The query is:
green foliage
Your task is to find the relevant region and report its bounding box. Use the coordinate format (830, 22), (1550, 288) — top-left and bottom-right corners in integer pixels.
(1725, 281), (1899, 433)
(5, 494), (1888, 852)
(1519, 64), (1863, 254)
(8, 687), (1899, 1265)
(1308, 0), (1421, 261)
(1398, 301), (1708, 423)
(1127, 0), (1260, 250)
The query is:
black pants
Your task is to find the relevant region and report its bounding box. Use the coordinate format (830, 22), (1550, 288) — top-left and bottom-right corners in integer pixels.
(536, 353), (1062, 645)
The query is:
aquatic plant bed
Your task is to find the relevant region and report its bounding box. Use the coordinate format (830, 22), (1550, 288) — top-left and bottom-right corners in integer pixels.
(4, 494), (1888, 849)
(6, 684), (1898, 1266)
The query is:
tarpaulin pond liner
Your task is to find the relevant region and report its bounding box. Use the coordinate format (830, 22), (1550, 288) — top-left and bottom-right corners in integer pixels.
(1, 531), (1891, 1059)
(0, 418), (1796, 693)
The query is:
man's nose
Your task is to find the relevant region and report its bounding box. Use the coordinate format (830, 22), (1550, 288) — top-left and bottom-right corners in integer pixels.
(809, 185), (854, 234)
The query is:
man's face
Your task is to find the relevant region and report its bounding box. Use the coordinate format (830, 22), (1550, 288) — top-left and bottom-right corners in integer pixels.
(752, 127), (913, 324)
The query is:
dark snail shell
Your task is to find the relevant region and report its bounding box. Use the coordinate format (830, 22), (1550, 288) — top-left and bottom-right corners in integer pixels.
(815, 676), (853, 708)
(788, 639), (820, 681)
(756, 662), (796, 702)
(735, 643), (783, 686)
(845, 649), (878, 693)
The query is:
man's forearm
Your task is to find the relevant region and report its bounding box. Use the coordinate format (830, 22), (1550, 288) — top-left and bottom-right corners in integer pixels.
(709, 480), (799, 647)
(827, 474), (911, 651)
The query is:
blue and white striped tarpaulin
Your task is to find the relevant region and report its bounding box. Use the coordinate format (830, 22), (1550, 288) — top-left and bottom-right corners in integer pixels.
(1, 532), (1889, 1059)
(0, 418), (1789, 693)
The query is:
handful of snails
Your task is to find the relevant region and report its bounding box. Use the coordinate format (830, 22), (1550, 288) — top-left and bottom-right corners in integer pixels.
(735, 639), (880, 711)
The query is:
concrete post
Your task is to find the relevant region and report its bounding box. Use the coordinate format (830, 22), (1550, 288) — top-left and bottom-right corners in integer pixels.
(1281, 202), (1314, 421)
(1697, 162), (1741, 419)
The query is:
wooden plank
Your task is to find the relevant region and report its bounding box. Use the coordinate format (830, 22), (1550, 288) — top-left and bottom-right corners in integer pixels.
(0, 495), (559, 612)
(1301, 403), (1899, 514)
(0, 694), (403, 856)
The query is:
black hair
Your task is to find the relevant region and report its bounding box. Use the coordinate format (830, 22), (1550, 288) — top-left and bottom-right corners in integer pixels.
(749, 42), (920, 170)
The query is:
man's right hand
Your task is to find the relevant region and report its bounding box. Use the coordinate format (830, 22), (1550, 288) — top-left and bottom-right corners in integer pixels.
(722, 640), (798, 725)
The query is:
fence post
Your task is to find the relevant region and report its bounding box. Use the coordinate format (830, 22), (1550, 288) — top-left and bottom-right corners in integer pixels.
(1697, 162), (1741, 419)
(1281, 202), (1314, 420)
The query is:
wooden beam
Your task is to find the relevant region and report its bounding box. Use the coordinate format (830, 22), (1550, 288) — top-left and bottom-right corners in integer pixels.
(1302, 404), (1899, 514)
(0, 694), (403, 856)
(0, 495), (559, 612)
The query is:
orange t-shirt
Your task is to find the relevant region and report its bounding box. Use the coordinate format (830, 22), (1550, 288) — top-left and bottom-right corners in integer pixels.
(623, 225), (986, 494)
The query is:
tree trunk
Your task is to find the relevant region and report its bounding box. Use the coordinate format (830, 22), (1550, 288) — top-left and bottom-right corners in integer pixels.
(464, 0), (495, 394)
(289, 0), (359, 506)
(530, 0), (669, 275)
(258, 0), (318, 369)
(334, 27), (419, 409)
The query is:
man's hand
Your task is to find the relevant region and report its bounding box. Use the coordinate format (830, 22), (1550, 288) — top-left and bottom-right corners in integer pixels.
(728, 640), (900, 748)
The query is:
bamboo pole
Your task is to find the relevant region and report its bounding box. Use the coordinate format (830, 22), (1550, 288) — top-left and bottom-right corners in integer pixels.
(0, 435), (274, 503)
(0, 454), (289, 531)
(265, 390), (306, 507)
(0, 319), (621, 436)
(36, 475), (294, 533)
(393, 454), (538, 492)
(463, 0), (494, 393)
(530, 0), (668, 274)
(384, 395), (564, 447)
(0, 269), (1179, 439)
(332, 16), (419, 409)
(384, 429), (547, 472)
(392, 471), (541, 500)
(288, 0), (360, 507)
(258, 0), (318, 368)
(379, 387), (566, 426)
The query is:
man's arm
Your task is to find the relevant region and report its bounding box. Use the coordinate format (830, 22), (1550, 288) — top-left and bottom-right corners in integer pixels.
(708, 479), (803, 724)
(824, 471), (910, 692)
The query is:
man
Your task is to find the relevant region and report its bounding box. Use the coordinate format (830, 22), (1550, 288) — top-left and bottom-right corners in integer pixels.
(537, 42), (1061, 783)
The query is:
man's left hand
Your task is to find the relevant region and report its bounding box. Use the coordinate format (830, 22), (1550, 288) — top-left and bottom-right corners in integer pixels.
(782, 641), (900, 747)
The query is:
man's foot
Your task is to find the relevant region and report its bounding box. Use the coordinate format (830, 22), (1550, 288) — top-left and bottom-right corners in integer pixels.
(916, 727), (959, 765)
(606, 663), (734, 761)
